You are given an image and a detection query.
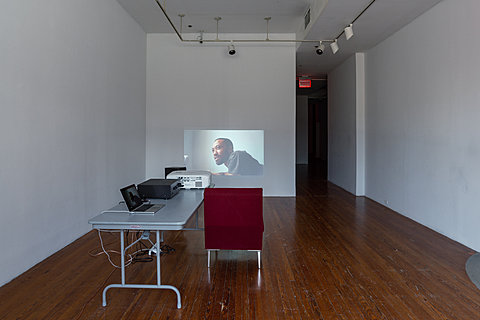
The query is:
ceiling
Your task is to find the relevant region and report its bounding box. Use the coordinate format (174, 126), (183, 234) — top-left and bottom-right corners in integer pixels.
(117, 0), (313, 33)
(117, 0), (444, 78)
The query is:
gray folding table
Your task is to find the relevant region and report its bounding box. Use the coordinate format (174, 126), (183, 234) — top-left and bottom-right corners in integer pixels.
(88, 189), (204, 308)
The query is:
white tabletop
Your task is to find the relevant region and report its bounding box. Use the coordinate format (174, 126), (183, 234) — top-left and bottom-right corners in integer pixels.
(88, 189), (204, 231)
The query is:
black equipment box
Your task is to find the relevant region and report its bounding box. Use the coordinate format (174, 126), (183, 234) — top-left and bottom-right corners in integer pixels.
(138, 179), (181, 199)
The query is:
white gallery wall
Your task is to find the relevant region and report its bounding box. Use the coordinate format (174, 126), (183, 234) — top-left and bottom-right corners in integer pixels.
(0, 0), (146, 285)
(365, 0), (480, 250)
(328, 55), (358, 194)
(146, 34), (296, 196)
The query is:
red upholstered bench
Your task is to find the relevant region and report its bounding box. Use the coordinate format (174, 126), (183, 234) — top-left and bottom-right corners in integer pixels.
(204, 188), (264, 268)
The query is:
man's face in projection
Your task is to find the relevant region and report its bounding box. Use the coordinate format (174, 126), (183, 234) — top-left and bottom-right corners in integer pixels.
(212, 139), (232, 165)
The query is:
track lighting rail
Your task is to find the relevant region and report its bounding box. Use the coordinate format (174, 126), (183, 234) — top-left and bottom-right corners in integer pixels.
(155, 0), (184, 41)
(153, 0), (377, 54)
(153, 0), (333, 45)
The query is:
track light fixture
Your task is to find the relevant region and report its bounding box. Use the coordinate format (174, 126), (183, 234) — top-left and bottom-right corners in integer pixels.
(228, 41), (236, 56)
(330, 40), (339, 54)
(315, 41), (325, 55)
(344, 24), (354, 40)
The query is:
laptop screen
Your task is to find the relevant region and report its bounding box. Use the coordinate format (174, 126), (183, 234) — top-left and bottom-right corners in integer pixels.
(120, 184), (143, 211)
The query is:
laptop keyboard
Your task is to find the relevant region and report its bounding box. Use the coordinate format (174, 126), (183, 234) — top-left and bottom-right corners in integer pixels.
(134, 204), (154, 212)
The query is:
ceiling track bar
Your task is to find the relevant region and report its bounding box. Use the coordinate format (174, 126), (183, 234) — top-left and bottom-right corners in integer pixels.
(153, 0), (334, 44)
(179, 39), (334, 44)
(154, 0), (184, 41)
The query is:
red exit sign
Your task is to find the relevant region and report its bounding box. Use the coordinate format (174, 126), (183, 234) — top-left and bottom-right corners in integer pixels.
(298, 78), (311, 88)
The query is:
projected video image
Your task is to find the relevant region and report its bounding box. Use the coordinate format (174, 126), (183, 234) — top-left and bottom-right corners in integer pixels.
(184, 130), (264, 176)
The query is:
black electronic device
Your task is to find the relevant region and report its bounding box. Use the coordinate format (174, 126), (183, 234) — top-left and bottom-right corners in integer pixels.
(137, 179), (181, 199)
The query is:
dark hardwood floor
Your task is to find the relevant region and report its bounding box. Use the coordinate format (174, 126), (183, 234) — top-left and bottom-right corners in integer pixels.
(1, 164), (480, 319)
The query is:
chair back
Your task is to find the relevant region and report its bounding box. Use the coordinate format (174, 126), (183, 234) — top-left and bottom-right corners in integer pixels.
(204, 188), (263, 250)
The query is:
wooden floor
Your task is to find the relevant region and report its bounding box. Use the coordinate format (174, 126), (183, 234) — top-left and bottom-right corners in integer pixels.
(2, 164), (480, 319)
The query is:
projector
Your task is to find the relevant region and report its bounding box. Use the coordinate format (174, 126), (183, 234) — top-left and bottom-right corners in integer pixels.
(137, 178), (181, 199)
(166, 170), (212, 189)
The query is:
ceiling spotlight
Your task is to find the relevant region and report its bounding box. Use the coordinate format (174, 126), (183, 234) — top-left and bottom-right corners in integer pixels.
(344, 24), (354, 40)
(315, 41), (325, 55)
(228, 41), (236, 56)
(330, 40), (339, 54)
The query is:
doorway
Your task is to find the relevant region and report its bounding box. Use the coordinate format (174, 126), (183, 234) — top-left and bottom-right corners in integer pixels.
(308, 98), (328, 179)
(296, 79), (328, 182)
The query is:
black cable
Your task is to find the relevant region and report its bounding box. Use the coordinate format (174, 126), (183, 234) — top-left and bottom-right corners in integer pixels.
(160, 244), (175, 254)
(126, 230), (176, 262)
(132, 232), (154, 263)
(133, 250), (153, 263)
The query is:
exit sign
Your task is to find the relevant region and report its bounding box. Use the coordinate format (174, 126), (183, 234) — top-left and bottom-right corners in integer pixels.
(299, 79), (311, 88)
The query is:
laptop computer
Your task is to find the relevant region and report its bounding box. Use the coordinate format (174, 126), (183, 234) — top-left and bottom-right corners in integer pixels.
(120, 184), (165, 214)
